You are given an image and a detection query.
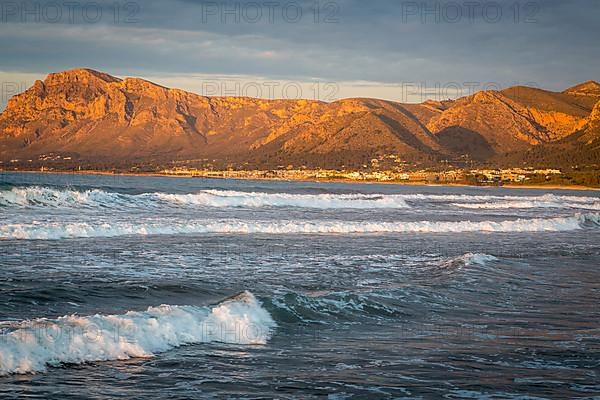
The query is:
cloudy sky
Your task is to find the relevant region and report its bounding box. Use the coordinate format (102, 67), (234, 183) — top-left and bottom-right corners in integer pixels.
(1, 0), (599, 109)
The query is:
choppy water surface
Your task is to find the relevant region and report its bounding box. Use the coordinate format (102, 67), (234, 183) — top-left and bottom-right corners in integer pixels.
(1, 172), (599, 399)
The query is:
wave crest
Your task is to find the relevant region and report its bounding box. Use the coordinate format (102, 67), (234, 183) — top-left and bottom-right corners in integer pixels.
(2, 214), (598, 240)
(156, 190), (411, 209)
(0, 291), (275, 375)
(452, 199), (600, 210)
(0, 186), (411, 209)
(5, 186), (598, 210)
(0, 186), (123, 208)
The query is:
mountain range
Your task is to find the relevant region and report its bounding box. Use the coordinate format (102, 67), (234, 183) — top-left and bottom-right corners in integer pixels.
(1, 69), (599, 170)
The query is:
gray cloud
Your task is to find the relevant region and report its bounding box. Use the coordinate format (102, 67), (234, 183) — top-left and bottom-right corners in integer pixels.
(0, 0), (598, 103)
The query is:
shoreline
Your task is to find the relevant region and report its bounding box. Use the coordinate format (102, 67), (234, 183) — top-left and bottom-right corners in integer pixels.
(2, 169), (599, 191)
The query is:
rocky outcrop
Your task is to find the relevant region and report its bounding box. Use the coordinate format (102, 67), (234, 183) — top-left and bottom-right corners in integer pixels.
(574, 100), (600, 145)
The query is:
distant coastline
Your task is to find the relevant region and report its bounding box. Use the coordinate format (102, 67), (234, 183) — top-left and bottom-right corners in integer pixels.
(3, 169), (599, 191)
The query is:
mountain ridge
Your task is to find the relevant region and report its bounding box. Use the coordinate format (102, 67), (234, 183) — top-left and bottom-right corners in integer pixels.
(1, 69), (599, 170)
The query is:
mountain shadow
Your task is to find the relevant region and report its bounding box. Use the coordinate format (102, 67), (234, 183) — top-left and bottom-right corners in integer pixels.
(436, 126), (495, 161)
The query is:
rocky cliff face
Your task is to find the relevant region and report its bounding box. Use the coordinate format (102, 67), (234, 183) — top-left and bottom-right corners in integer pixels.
(575, 100), (600, 145)
(0, 69), (598, 168)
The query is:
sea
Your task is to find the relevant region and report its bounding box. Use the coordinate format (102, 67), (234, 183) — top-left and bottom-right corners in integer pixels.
(0, 172), (599, 399)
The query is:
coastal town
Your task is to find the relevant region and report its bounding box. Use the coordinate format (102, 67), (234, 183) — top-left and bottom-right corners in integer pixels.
(2, 152), (597, 188)
(158, 166), (570, 186)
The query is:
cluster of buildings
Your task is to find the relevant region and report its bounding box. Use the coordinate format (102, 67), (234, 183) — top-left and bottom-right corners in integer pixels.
(469, 168), (562, 184)
(159, 166), (563, 185)
(159, 167), (462, 183)
(2, 154), (564, 186)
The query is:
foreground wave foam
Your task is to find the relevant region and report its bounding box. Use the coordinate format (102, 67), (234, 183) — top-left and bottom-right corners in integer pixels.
(2, 214), (598, 239)
(0, 292), (275, 375)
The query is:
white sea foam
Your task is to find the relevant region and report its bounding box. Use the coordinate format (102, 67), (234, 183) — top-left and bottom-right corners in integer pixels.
(1, 214), (598, 240)
(452, 200), (600, 210)
(402, 193), (599, 203)
(404, 193), (600, 209)
(0, 186), (119, 208)
(155, 190), (411, 209)
(4, 186), (598, 210)
(0, 291), (275, 375)
(0, 187), (410, 209)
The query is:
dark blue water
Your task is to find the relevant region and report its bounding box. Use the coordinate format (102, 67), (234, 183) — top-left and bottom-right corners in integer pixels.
(1, 172), (599, 398)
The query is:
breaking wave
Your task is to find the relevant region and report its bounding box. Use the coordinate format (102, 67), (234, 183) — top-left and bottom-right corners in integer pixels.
(403, 193), (599, 203)
(0, 291), (275, 375)
(3, 186), (598, 210)
(452, 199), (600, 210)
(2, 214), (598, 240)
(410, 193), (600, 209)
(0, 186), (143, 209)
(0, 186), (410, 209)
(155, 190), (412, 209)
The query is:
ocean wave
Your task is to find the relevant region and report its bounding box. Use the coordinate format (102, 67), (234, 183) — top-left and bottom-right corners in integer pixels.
(452, 200), (600, 210)
(0, 186), (410, 209)
(2, 214), (598, 240)
(266, 253), (499, 323)
(439, 253), (499, 268)
(265, 291), (401, 323)
(412, 193), (600, 209)
(404, 193), (599, 203)
(156, 190), (411, 209)
(0, 186), (145, 209)
(4, 186), (599, 210)
(0, 291), (275, 375)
